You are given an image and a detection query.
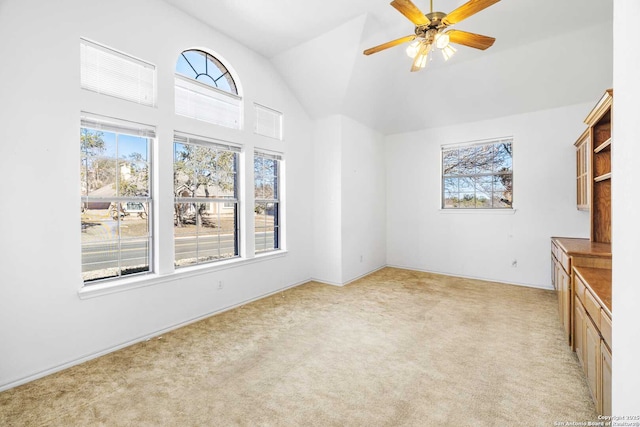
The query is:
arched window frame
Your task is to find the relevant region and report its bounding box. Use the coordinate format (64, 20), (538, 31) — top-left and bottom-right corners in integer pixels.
(175, 48), (243, 130)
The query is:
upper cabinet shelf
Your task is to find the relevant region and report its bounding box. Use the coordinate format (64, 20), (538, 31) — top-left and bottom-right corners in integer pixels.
(594, 138), (612, 154)
(579, 89), (613, 244)
(575, 89), (612, 243)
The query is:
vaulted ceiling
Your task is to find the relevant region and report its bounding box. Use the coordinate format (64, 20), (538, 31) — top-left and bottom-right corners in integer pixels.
(163, 0), (613, 135)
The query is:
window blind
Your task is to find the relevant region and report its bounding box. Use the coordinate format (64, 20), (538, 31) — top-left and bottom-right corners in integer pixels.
(255, 150), (283, 161)
(174, 133), (241, 153)
(80, 38), (156, 107)
(175, 75), (242, 130)
(80, 113), (156, 138)
(254, 103), (283, 140)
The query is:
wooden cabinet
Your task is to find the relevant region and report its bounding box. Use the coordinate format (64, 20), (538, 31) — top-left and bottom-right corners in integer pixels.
(551, 238), (611, 349)
(573, 266), (612, 416)
(584, 89), (613, 243)
(575, 129), (589, 210)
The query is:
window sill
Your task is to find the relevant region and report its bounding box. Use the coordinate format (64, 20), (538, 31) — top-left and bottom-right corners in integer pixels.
(438, 208), (517, 215)
(78, 250), (288, 300)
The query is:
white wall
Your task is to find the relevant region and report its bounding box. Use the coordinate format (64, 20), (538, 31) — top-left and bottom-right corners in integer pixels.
(612, 0), (640, 414)
(386, 103), (593, 289)
(311, 115), (386, 285)
(312, 116), (343, 284)
(0, 0), (313, 391)
(340, 116), (386, 283)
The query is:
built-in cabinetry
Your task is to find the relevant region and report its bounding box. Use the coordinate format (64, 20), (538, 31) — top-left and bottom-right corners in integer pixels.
(573, 267), (612, 415)
(552, 89), (613, 415)
(550, 238), (611, 348)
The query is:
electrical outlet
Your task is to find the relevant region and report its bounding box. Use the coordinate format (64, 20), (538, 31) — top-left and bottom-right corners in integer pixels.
(218, 280), (224, 290)
(360, 255), (363, 263)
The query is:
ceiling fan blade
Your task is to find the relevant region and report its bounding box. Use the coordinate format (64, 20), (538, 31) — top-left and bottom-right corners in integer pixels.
(410, 42), (430, 72)
(363, 35), (416, 55)
(390, 0), (430, 26)
(447, 30), (495, 50)
(442, 0), (500, 26)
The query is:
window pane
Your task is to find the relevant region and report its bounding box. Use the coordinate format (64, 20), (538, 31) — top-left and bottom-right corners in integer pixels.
(119, 161), (149, 197)
(475, 144), (494, 175)
(494, 142), (513, 172)
(442, 149), (458, 176)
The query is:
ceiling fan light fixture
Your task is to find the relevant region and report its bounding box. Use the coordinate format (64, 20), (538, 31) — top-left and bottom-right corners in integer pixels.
(441, 44), (457, 61)
(415, 53), (429, 68)
(435, 32), (450, 49)
(405, 39), (422, 58)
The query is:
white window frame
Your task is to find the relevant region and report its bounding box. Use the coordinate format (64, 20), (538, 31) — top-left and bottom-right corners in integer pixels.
(254, 151), (282, 254)
(441, 137), (513, 210)
(80, 113), (155, 284)
(173, 133), (241, 268)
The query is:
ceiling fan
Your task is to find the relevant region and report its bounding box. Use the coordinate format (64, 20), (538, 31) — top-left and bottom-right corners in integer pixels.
(364, 0), (500, 72)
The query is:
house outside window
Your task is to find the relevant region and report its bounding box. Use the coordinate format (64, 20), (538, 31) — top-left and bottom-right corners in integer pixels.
(442, 138), (513, 209)
(80, 115), (154, 283)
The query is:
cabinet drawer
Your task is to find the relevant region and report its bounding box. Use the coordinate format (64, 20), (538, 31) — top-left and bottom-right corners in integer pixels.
(584, 288), (601, 326)
(600, 310), (612, 349)
(574, 273), (586, 305)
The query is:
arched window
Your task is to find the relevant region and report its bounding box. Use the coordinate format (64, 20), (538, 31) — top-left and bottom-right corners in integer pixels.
(176, 49), (237, 95)
(175, 49), (242, 129)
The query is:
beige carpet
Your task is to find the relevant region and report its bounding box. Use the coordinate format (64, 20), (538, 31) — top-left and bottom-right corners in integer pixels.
(0, 267), (597, 426)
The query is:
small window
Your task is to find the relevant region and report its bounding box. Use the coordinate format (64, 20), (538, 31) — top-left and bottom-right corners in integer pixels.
(254, 151), (282, 253)
(255, 103), (283, 140)
(80, 114), (154, 283)
(442, 138), (513, 209)
(174, 134), (240, 267)
(175, 49), (241, 129)
(80, 38), (156, 107)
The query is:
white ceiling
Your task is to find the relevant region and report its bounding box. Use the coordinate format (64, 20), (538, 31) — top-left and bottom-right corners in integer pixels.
(163, 0), (613, 135)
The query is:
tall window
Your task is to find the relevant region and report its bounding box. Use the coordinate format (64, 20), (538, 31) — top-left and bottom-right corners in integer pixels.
(174, 134), (240, 267)
(80, 115), (154, 283)
(175, 49), (242, 129)
(442, 138), (513, 209)
(254, 152), (281, 253)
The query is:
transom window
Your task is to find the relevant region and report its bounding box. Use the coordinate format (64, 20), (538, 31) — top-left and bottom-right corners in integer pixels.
(176, 49), (237, 94)
(175, 49), (242, 129)
(442, 138), (513, 209)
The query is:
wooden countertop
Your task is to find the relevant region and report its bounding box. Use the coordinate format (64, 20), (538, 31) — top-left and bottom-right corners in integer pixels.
(551, 237), (612, 258)
(574, 266), (612, 317)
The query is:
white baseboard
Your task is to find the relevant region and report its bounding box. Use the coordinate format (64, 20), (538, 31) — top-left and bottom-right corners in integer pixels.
(385, 264), (553, 291)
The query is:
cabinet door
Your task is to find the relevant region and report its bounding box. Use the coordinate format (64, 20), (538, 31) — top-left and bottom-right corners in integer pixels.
(575, 133), (589, 210)
(600, 344), (612, 416)
(585, 313), (601, 404)
(574, 296), (586, 368)
(559, 267), (571, 343)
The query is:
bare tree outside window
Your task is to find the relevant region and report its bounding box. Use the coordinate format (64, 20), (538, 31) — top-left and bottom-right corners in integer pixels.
(442, 139), (513, 209)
